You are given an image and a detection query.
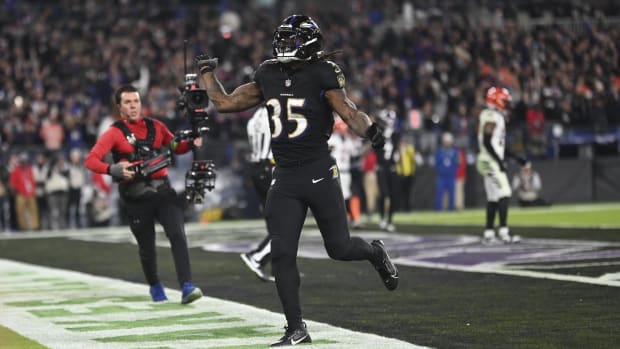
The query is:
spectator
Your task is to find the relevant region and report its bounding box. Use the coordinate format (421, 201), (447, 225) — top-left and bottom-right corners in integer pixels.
(67, 149), (86, 228)
(86, 172), (113, 227)
(9, 153), (39, 231)
(45, 154), (70, 230)
(512, 163), (549, 207)
(0, 163), (8, 232)
(32, 153), (50, 230)
(39, 111), (65, 154)
(396, 137), (416, 212)
(361, 148), (379, 222)
(434, 132), (459, 211)
(455, 148), (467, 210)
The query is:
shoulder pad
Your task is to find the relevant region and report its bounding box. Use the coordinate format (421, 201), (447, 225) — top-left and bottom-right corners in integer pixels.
(258, 59), (279, 68)
(480, 109), (498, 122)
(321, 60), (345, 89)
(325, 60), (342, 73)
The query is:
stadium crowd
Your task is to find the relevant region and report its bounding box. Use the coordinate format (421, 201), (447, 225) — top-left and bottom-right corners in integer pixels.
(1, 0), (619, 231)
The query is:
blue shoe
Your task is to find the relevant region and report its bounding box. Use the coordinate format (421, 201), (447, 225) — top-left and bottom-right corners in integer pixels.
(149, 282), (168, 302)
(181, 282), (203, 304)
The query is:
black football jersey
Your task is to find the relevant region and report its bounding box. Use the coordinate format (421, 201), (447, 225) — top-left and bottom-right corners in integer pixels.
(253, 59), (346, 167)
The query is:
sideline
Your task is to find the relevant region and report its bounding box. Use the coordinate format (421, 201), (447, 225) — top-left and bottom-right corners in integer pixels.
(0, 259), (423, 349)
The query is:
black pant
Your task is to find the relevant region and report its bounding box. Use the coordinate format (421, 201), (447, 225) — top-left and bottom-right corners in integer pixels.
(67, 187), (82, 228)
(249, 161), (274, 266)
(265, 156), (376, 328)
(377, 167), (400, 223)
(123, 183), (192, 288)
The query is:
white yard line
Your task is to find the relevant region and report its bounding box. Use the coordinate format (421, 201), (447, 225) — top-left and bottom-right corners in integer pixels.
(0, 259), (424, 349)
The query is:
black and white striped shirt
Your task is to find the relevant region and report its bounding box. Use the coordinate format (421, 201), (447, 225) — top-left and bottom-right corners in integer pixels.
(247, 106), (273, 163)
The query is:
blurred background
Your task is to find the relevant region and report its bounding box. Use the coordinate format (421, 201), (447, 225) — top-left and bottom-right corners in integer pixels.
(1, 0), (619, 230)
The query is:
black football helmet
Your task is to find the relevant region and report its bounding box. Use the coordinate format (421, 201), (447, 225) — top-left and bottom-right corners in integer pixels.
(272, 15), (323, 63)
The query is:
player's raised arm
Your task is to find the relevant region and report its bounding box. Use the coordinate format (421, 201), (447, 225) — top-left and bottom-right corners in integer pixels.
(195, 55), (263, 113)
(326, 88), (385, 150)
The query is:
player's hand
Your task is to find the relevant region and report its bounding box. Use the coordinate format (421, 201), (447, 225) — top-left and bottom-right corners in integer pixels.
(195, 54), (218, 74)
(109, 161), (136, 180)
(366, 123), (385, 150)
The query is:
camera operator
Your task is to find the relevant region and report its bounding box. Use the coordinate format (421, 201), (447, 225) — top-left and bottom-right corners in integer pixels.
(85, 85), (203, 304)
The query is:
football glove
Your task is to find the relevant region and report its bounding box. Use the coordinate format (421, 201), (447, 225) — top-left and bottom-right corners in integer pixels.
(195, 54), (219, 74)
(366, 123), (385, 150)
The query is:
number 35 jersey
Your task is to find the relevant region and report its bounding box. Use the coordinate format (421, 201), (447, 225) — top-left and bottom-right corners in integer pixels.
(253, 59), (346, 167)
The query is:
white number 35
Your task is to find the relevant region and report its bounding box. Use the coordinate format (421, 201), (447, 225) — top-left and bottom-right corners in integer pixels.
(266, 98), (308, 139)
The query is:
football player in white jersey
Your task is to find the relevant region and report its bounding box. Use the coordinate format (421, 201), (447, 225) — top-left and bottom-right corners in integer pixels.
(328, 117), (362, 226)
(241, 106), (275, 281)
(476, 87), (528, 244)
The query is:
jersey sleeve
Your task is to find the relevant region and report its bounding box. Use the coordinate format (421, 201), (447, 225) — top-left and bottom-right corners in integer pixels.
(84, 128), (120, 174)
(252, 60), (270, 90)
(319, 61), (346, 91)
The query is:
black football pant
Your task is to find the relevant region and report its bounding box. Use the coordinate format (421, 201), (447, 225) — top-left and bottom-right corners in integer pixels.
(250, 160), (274, 266)
(265, 156), (377, 329)
(124, 184), (192, 288)
(377, 167), (400, 223)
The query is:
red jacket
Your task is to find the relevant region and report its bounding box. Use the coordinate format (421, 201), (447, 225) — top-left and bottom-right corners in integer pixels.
(456, 149), (467, 180)
(85, 117), (192, 179)
(10, 164), (36, 197)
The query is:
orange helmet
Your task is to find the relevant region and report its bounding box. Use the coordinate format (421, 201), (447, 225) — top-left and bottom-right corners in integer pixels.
(485, 86), (512, 111)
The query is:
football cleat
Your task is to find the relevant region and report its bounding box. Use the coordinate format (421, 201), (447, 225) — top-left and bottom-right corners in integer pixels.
(271, 322), (312, 347)
(498, 227), (521, 244)
(181, 282), (203, 304)
(481, 229), (500, 245)
(371, 240), (399, 291)
(379, 220), (388, 230)
(149, 282), (168, 302)
(241, 253), (275, 282)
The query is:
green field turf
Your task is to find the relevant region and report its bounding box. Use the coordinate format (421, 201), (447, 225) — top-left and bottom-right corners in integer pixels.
(0, 325), (47, 349)
(392, 203), (620, 228)
(2, 234), (620, 349)
(1, 202), (620, 348)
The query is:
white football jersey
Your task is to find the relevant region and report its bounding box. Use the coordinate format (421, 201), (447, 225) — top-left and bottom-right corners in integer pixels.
(247, 106), (273, 163)
(328, 133), (359, 172)
(477, 108), (506, 161)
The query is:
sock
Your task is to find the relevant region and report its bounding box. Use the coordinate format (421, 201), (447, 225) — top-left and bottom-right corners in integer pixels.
(350, 196), (361, 222)
(486, 201), (498, 229)
(498, 197), (509, 227)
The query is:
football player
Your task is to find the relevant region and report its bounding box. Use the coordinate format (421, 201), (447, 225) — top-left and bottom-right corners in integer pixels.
(195, 14), (399, 347)
(476, 86), (528, 244)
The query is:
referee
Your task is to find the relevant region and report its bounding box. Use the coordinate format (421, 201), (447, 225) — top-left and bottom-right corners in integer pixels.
(240, 106), (275, 282)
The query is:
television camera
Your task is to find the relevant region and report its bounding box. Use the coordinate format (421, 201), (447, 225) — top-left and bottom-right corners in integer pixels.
(177, 72), (216, 204)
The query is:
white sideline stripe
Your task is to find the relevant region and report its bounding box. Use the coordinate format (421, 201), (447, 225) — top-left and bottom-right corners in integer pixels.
(504, 261), (620, 270)
(397, 259), (620, 287)
(0, 259), (425, 349)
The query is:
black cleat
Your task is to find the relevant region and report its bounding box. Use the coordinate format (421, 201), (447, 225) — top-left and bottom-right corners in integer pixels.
(240, 253), (275, 282)
(371, 240), (399, 291)
(270, 322), (312, 347)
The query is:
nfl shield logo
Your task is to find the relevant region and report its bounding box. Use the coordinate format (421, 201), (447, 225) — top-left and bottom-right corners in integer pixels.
(285, 79), (291, 87)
